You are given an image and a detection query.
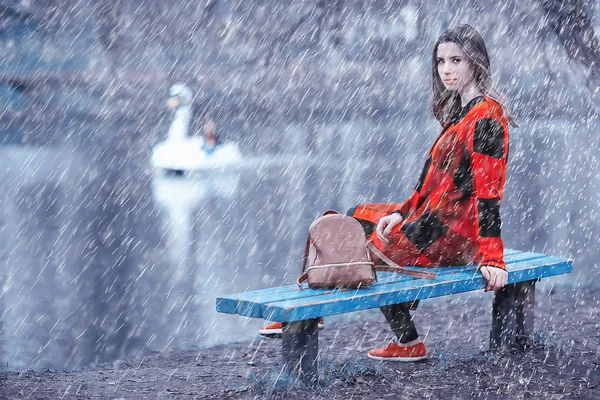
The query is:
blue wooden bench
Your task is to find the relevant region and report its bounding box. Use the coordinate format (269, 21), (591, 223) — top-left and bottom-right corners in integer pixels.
(216, 249), (573, 379)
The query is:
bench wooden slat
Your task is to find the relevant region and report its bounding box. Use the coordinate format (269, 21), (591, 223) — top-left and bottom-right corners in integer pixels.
(219, 249), (524, 305)
(260, 256), (572, 322)
(217, 250), (531, 315)
(216, 251), (549, 317)
(228, 251), (547, 318)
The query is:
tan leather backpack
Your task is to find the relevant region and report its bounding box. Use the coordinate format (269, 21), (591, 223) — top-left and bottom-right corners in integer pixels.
(297, 210), (436, 290)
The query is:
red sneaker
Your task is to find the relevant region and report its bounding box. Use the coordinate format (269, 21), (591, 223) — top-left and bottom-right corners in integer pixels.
(368, 338), (427, 362)
(259, 318), (325, 338)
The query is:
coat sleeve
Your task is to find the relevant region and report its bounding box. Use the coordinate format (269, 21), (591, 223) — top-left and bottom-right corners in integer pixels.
(468, 106), (509, 270)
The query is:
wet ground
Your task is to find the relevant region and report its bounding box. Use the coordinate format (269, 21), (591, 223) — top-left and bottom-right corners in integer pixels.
(2, 278), (598, 399)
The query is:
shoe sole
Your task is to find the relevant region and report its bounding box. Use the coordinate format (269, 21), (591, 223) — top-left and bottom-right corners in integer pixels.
(259, 324), (324, 339)
(367, 353), (428, 362)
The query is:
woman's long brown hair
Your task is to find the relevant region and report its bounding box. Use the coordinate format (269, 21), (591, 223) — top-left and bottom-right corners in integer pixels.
(429, 24), (517, 127)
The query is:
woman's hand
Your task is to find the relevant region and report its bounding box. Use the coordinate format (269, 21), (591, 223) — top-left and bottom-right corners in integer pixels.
(479, 265), (508, 292)
(375, 213), (403, 244)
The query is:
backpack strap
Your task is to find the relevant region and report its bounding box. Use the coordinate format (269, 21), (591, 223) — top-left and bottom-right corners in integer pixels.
(321, 210), (340, 216)
(367, 242), (437, 280)
(297, 272), (309, 290)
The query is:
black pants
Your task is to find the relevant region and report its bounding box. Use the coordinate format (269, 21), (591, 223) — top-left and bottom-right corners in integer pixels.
(379, 303), (419, 343)
(348, 208), (419, 343)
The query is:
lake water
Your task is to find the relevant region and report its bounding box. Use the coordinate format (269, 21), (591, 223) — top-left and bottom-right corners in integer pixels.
(0, 115), (597, 369)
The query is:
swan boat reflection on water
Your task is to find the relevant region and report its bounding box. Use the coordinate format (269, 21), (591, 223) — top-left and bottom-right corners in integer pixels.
(151, 83), (243, 175)
(151, 170), (240, 281)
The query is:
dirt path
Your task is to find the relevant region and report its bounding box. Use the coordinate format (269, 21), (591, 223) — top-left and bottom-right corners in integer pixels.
(2, 284), (598, 399)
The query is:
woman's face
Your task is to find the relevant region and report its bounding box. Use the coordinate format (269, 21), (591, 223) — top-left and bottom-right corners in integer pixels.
(436, 42), (477, 94)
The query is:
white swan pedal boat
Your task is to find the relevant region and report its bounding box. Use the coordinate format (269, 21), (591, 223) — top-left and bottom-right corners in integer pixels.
(151, 83), (242, 174)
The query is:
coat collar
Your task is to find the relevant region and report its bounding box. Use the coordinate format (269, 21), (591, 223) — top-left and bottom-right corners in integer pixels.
(450, 95), (485, 125)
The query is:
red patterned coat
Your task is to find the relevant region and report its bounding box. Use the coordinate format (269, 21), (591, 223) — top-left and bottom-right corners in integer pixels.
(350, 95), (509, 270)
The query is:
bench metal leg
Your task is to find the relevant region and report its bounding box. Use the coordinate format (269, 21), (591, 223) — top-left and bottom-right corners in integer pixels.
(515, 280), (536, 350)
(282, 318), (319, 382)
(490, 284), (516, 351)
(490, 280), (536, 351)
